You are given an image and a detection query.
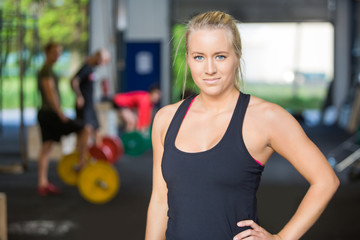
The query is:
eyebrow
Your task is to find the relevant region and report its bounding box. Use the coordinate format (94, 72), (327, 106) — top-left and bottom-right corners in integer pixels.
(190, 51), (229, 55)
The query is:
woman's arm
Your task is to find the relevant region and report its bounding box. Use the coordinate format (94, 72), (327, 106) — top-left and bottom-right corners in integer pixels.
(70, 76), (84, 108)
(268, 104), (339, 239)
(145, 106), (174, 240)
(235, 102), (339, 240)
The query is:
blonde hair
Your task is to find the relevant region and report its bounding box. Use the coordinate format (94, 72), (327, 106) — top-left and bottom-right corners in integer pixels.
(177, 11), (244, 97)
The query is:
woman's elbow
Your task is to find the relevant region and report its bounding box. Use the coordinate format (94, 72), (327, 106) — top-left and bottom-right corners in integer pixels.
(324, 172), (340, 196)
(314, 170), (340, 197)
(331, 174), (340, 193)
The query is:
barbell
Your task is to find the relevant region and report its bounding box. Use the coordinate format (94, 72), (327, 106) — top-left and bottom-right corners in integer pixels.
(57, 129), (153, 204)
(57, 135), (123, 204)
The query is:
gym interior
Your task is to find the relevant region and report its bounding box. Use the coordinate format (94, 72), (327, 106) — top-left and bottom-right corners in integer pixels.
(0, 0), (360, 239)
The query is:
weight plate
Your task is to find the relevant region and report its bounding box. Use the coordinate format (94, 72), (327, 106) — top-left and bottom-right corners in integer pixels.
(57, 152), (80, 186)
(144, 127), (152, 150)
(121, 131), (147, 156)
(102, 136), (124, 163)
(78, 161), (120, 204)
(89, 145), (113, 162)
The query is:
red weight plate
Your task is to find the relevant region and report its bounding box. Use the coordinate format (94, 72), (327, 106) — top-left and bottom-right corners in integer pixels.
(88, 145), (113, 162)
(102, 136), (124, 163)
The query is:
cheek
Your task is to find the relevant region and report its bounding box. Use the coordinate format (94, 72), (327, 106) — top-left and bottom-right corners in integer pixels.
(188, 60), (202, 75)
(225, 61), (239, 76)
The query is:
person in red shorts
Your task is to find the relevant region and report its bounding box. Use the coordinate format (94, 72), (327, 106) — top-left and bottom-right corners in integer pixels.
(112, 85), (161, 132)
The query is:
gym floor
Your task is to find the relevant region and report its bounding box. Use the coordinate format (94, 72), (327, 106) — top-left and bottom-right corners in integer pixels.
(0, 123), (360, 240)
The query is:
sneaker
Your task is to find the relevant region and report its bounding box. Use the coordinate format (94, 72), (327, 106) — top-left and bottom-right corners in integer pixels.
(37, 183), (61, 196)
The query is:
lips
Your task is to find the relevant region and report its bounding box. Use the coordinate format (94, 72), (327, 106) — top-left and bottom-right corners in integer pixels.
(203, 78), (220, 84)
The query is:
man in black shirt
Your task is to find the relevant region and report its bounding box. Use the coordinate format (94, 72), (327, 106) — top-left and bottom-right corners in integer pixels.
(37, 42), (90, 196)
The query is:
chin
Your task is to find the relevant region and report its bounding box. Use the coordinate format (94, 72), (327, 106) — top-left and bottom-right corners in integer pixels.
(200, 87), (223, 96)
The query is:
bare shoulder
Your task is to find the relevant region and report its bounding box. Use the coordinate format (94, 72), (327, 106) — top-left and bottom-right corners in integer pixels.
(152, 100), (184, 140)
(154, 101), (183, 125)
(247, 95), (305, 146)
(248, 95), (295, 124)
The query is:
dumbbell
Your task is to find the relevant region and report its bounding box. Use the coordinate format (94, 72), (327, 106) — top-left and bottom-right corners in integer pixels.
(57, 135), (123, 204)
(121, 128), (152, 156)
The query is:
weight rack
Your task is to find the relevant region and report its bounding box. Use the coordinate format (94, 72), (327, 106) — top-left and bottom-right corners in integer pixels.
(327, 133), (360, 179)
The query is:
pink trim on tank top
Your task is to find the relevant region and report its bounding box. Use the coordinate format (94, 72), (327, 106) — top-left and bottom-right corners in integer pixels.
(252, 157), (264, 166)
(183, 97), (196, 120)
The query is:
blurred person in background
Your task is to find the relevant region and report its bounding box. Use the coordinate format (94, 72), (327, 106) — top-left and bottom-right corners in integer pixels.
(37, 42), (89, 196)
(112, 85), (161, 133)
(71, 49), (110, 146)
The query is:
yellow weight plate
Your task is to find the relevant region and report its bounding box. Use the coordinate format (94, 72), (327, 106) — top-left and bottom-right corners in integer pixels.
(77, 161), (120, 204)
(57, 152), (80, 186)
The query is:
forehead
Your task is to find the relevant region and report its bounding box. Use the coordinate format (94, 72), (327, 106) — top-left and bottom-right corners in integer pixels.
(188, 28), (232, 52)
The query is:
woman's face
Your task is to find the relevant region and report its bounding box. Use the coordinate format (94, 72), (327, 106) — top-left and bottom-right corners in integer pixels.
(187, 28), (239, 96)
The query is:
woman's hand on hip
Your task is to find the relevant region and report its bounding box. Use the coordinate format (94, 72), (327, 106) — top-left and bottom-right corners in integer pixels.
(234, 220), (282, 240)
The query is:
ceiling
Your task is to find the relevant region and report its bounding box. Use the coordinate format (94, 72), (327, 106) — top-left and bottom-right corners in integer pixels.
(171, 0), (333, 23)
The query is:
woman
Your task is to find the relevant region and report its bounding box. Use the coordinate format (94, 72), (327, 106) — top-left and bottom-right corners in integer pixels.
(145, 11), (339, 240)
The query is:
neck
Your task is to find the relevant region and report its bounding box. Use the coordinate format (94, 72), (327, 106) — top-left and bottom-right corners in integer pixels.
(197, 88), (239, 113)
(44, 59), (54, 67)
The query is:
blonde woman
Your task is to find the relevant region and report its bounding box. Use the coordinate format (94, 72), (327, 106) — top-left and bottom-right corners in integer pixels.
(145, 11), (339, 240)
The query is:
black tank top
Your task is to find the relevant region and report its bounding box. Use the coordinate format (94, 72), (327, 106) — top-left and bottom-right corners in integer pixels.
(162, 92), (264, 240)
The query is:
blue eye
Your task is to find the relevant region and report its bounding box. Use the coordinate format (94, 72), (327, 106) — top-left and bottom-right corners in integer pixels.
(216, 55), (226, 60)
(194, 56), (204, 61)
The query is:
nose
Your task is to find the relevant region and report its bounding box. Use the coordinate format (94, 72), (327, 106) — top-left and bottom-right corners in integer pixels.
(205, 58), (216, 74)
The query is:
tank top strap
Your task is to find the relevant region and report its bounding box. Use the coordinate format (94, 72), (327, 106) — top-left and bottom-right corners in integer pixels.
(164, 95), (197, 146)
(228, 92), (251, 135)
